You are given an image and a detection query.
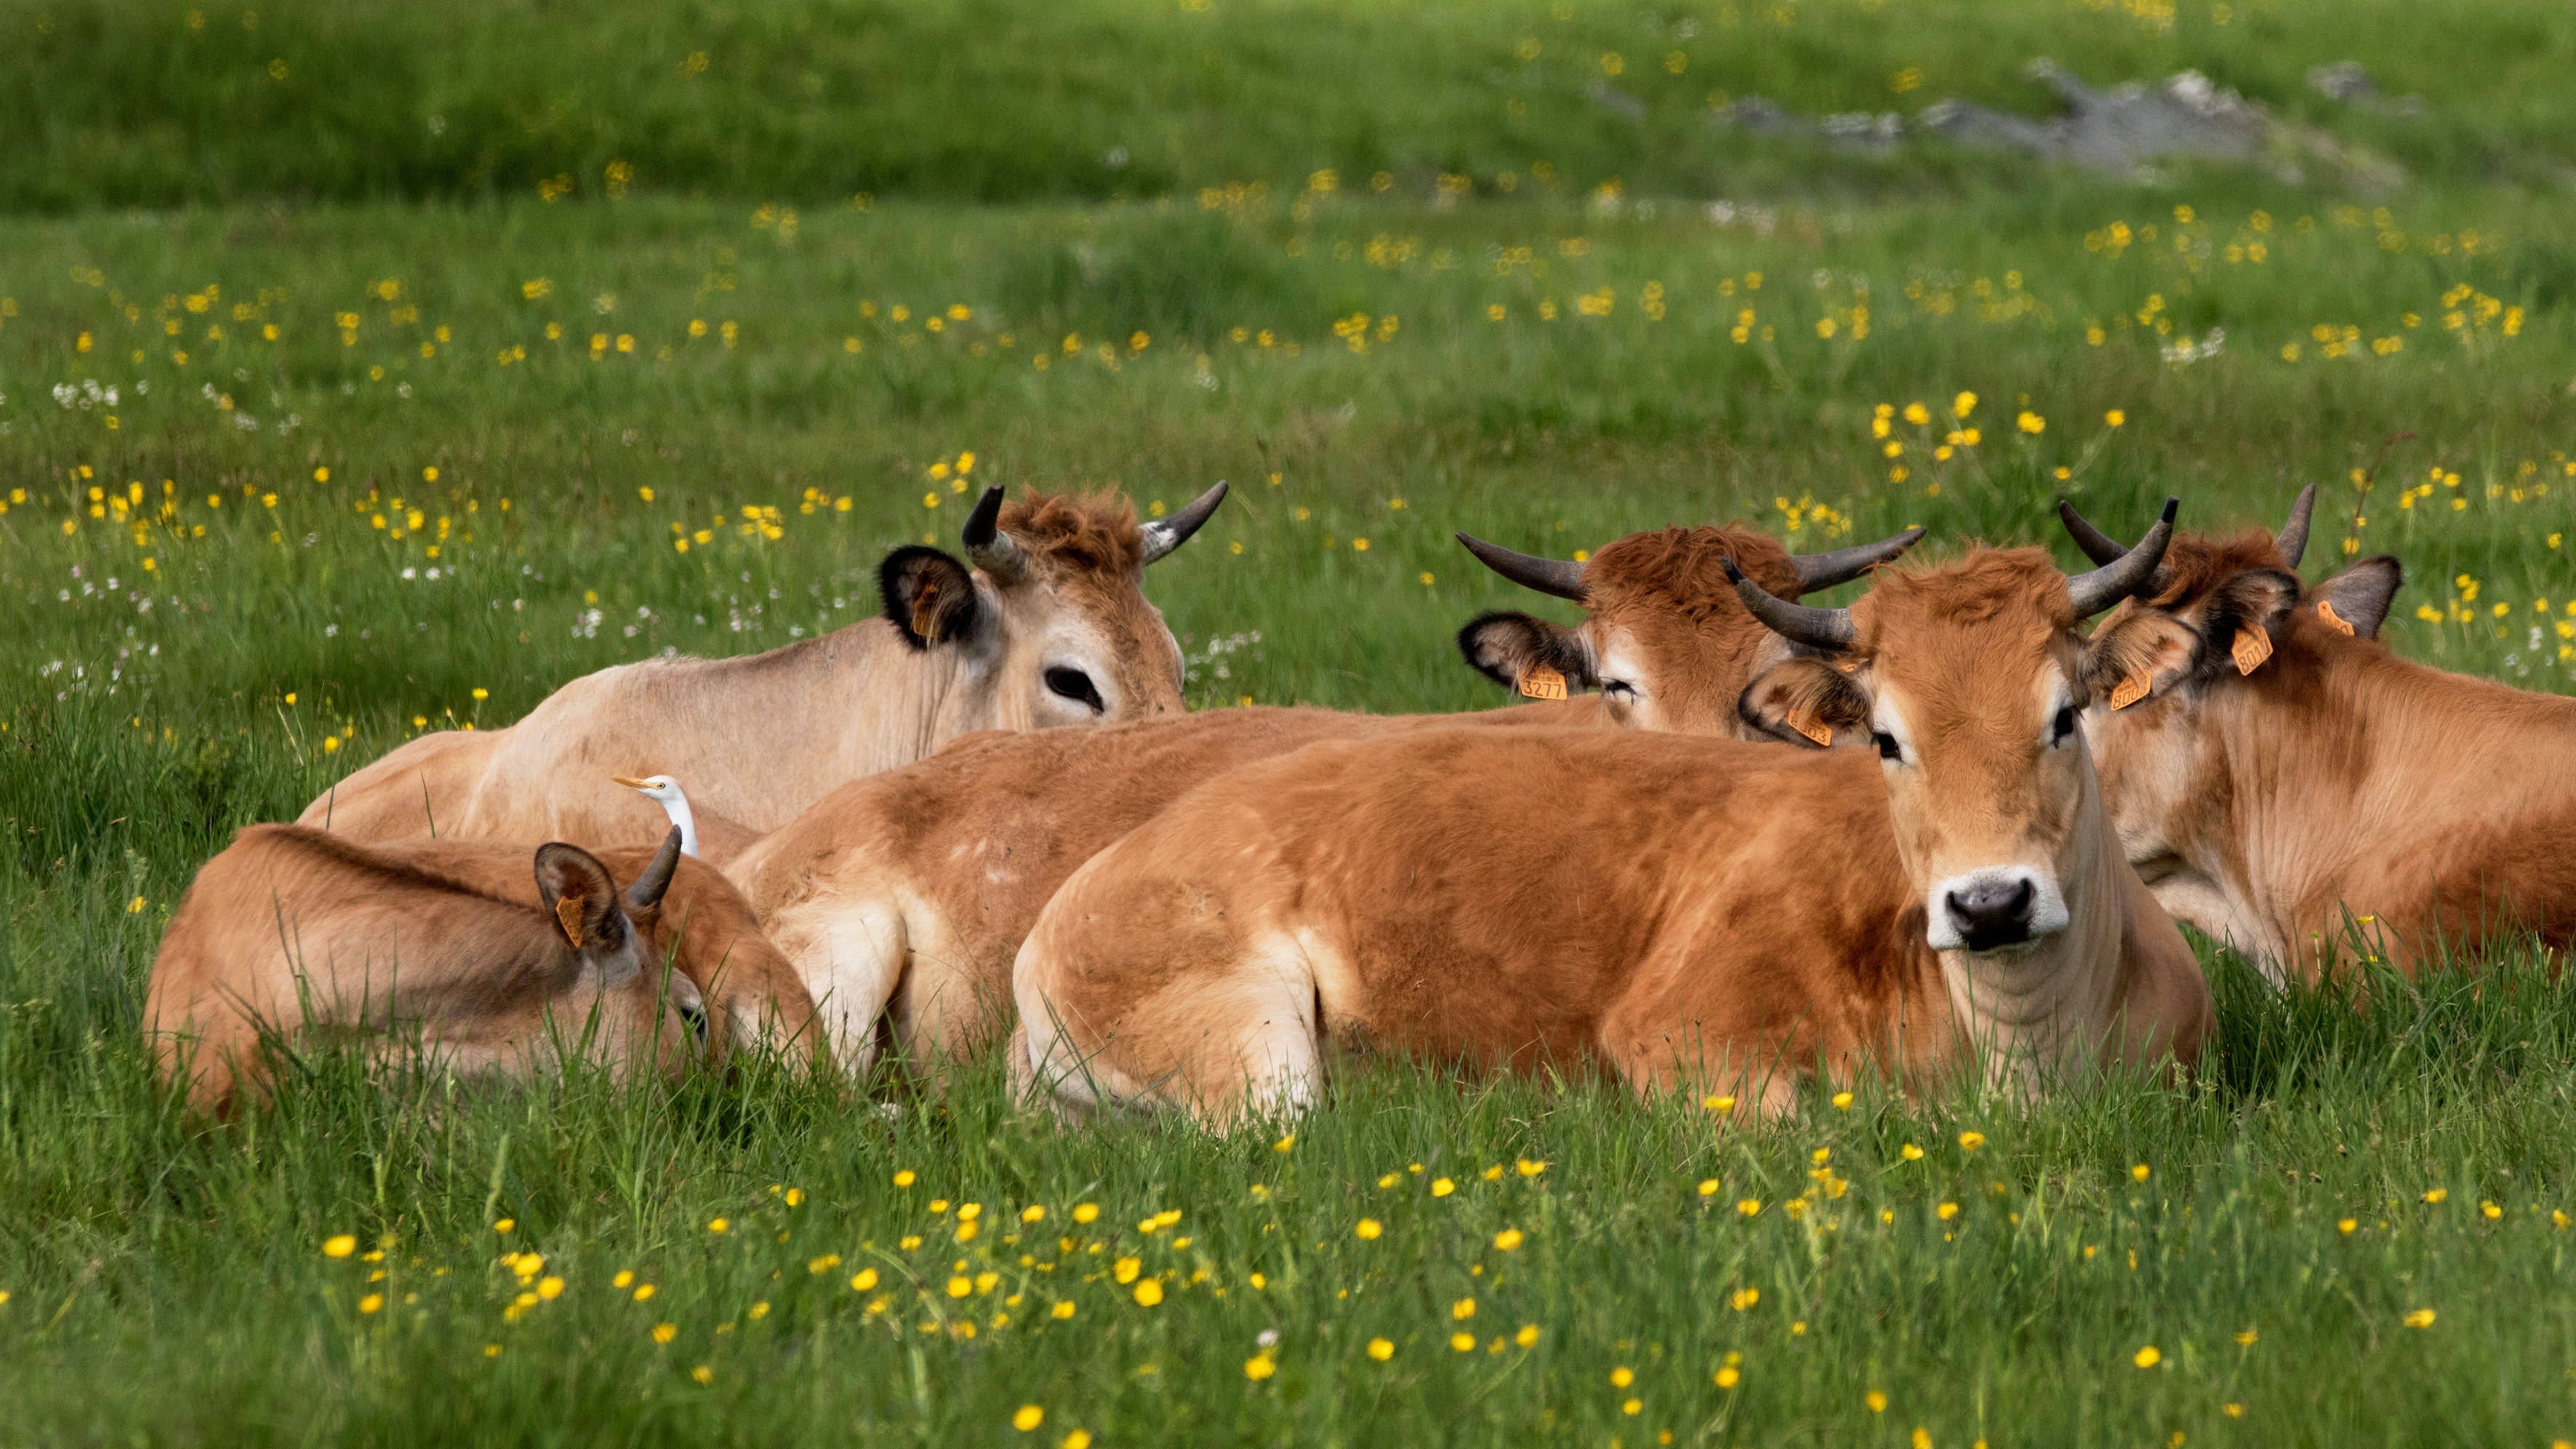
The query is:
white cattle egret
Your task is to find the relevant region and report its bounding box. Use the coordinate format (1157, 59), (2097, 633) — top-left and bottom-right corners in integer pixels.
(611, 774), (699, 858)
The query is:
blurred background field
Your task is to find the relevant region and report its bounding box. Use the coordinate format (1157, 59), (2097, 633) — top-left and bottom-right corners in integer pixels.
(4, 0), (2576, 1443)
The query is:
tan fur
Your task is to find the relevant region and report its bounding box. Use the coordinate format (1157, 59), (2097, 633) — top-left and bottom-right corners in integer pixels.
(144, 827), (732, 1112)
(294, 489), (1190, 858)
(1014, 550), (2209, 1122)
(2087, 539), (2576, 979)
(728, 526), (1830, 1074)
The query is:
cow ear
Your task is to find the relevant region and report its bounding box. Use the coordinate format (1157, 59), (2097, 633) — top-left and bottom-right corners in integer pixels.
(2310, 555), (2401, 640)
(2196, 568), (2302, 674)
(878, 547), (982, 651)
(2081, 609), (2199, 710)
(1738, 658), (1871, 749)
(1456, 611), (1597, 695)
(534, 843), (627, 952)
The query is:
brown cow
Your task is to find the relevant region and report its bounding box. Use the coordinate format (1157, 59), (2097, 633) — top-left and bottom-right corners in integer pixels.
(2069, 489), (2574, 979)
(1013, 523), (2210, 1122)
(295, 483), (1227, 854)
(145, 826), (813, 1111)
(729, 522), (1924, 1073)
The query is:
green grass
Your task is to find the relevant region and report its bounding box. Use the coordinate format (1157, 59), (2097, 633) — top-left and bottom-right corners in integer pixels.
(7, 1), (2576, 1442)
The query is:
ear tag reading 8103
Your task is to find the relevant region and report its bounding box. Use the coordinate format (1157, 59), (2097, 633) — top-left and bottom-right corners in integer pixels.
(1787, 712), (1832, 748)
(2108, 670), (2153, 711)
(2316, 600), (2356, 636)
(555, 895), (585, 947)
(910, 578), (942, 643)
(1517, 665), (1568, 700)
(2230, 623), (2274, 675)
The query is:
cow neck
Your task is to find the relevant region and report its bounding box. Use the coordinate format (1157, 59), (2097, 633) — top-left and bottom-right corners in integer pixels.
(2213, 636), (2576, 968)
(827, 616), (992, 779)
(1929, 758), (2134, 1093)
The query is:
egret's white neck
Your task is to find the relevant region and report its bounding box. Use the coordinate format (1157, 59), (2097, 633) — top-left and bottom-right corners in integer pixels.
(660, 793), (699, 859)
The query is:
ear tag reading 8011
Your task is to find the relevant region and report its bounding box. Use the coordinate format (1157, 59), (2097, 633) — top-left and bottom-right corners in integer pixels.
(910, 577), (942, 643)
(2108, 670), (2153, 710)
(1517, 665), (1568, 700)
(555, 895), (585, 947)
(1787, 712), (1832, 748)
(2230, 623), (2274, 675)
(2316, 599), (2356, 636)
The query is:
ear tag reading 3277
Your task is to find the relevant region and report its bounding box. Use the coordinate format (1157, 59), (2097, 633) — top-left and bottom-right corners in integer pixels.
(2230, 624), (2274, 675)
(1517, 665), (1568, 700)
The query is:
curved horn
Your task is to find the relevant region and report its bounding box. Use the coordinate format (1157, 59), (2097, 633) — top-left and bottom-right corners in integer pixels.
(1454, 532), (1588, 602)
(1140, 480), (1229, 565)
(2055, 499), (2130, 566)
(2065, 497), (2179, 617)
(1789, 526), (1927, 591)
(625, 826), (683, 912)
(1722, 553), (1855, 650)
(2275, 482), (2316, 569)
(960, 485), (1025, 579)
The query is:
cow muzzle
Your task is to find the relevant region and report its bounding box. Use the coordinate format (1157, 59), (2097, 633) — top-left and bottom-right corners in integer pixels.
(1926, 867), (2069, 954)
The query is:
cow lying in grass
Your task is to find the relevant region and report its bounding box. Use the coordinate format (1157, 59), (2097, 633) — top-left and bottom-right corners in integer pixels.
(297, 483), (1227, 859)
(1013, 516), (2210, 1121)
(729, 519), (1925, 1074)
(146, 825), (819, 1112)
(2067, 489), (2575, 979)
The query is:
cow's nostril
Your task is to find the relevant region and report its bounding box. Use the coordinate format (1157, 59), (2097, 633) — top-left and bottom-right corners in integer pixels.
(1944, 877), (2037, 950)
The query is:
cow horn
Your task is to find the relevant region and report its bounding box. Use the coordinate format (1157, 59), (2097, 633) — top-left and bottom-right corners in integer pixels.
(2055, 499), (2132, 567)
(1454, 532), (1588, 601)
(2065, 497), (2179, 617)
(1789, 526), (1927, 591)
(1140, 481), (1229, 565)
(2275, 482), (2316, 569)
(625, 826), (682, 912)
(1722, 553), (1855, 650)
(961, 485), (1026, 580)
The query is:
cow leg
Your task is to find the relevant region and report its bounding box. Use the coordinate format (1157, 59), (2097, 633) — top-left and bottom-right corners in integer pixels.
(763, 895), (909, 1080)
(1015, 918), (1321, 1127)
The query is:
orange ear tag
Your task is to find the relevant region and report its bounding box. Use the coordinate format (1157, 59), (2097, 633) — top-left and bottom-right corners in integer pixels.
(1517, 665), (1568, 700)
(2230, 624), (2273, 675)
(555, 895), (585, 947)
(910, 578), (942, 643)
(1788, 713), (1832, 748)
(2316, 599), (2356, 637)
(2108, 670), (2153, 710)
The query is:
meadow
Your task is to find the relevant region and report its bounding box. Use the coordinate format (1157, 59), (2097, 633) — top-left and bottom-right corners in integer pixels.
(4, 0), (2576, 1442)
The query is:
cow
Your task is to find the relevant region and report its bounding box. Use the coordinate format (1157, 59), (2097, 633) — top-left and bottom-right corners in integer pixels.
(727, 521), (1926, 1075)
(2065, 489), (2574, 979)
(294, 482), (1227, 855)
(145, 825), (820, 1112)
(1011, 516), (2210, 1122)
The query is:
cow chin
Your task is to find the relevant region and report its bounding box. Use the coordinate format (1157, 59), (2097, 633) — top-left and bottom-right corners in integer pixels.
(1923, 866), (2071, 955)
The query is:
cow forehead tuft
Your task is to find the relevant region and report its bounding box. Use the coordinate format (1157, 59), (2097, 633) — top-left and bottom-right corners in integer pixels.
(2141, 529), (2287, 609)
(1851, 547), (2075, 653)
(1581, 523), (1801, 624)
(998, 491), (1147, 574)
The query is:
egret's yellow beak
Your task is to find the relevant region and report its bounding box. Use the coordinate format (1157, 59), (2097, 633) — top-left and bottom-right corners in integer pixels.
(611, 775), (653, 790)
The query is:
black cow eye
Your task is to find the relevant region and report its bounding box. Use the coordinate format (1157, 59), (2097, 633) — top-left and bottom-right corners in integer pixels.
(1045, 667), (1105, 713)
(2051, 705), (2078, 744)
(1874, 731), (1903, 762)
(1602, 680), (1637, 700)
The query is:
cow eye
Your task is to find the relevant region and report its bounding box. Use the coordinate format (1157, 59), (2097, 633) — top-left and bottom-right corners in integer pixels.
(1873, 731), (1903, 763)
(1601, 680), (1637, 700)
(2050, 705), (2078, 745)
(1044, 667), (1106, 713)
